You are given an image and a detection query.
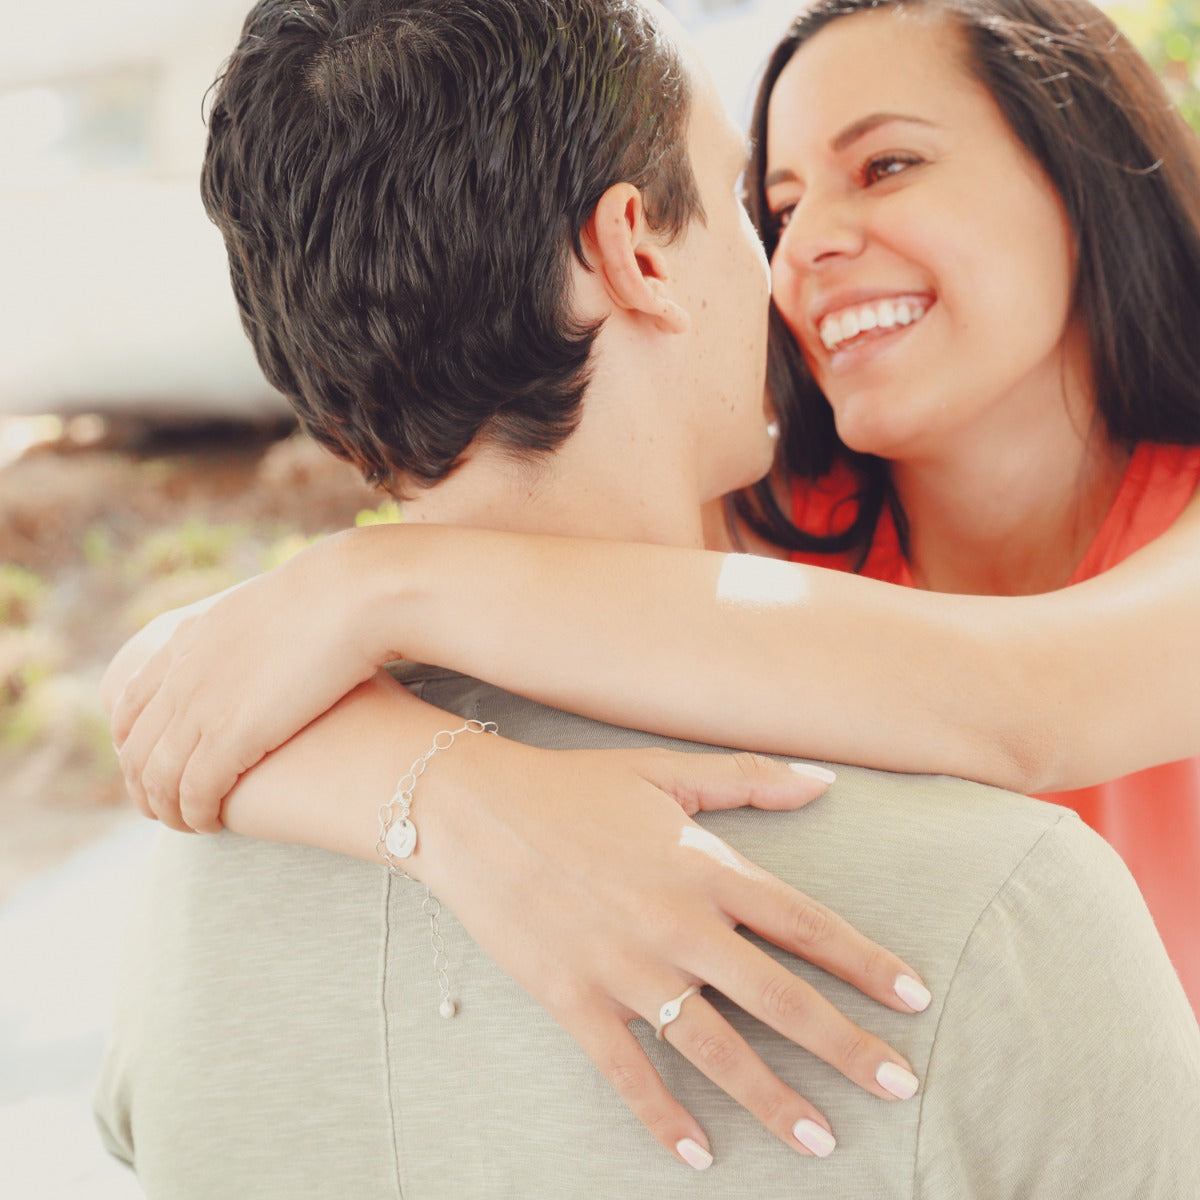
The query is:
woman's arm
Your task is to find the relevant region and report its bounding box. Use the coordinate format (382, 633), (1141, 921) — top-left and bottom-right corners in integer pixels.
(396, 486), (1200, 794)
(324, 486), (1200, 795)
(110, 484), (1200, 821)
(104, 620), (931, 1166)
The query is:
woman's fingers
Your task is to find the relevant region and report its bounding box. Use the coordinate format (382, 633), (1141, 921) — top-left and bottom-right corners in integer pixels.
(147, 722), (220, 832)
(117, 703), (191, 830)
(177, 730), (245, 833)
(689, 931), (921, 1103)
(107, 605), (214, 828)
(108, 644), (169, 748)
(123, 710), (232, 833)
(651, 989), (838, 1157)
(105, 602), (203, 740)
(563, 1010), (716, 1170)
(641, 819), (926, 1097)
(636, 748), (835, 815)
(726, 858), (932, 1016)
(563, 992), (838, 1167)
(436, 746), (931, 1147)
(105, 573), (382, 833)
(114, 653), (229, 833)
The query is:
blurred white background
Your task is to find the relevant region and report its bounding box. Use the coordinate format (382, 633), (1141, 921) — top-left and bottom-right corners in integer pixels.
(0, 0), (1164, 434)
(0, 0), (824, 431)
(0, 1), (280, 423)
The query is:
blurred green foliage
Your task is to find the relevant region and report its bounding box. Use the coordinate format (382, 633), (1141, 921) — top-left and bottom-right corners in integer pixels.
(0, 564), (46, 627)
(261, 530), (321, 571)
(1109, 0), (1200, 130)
(130, 517), (249, 579)
(2, 661), (51, 749)
(83, 524), (116, 569)
(355, 499), (405, 527)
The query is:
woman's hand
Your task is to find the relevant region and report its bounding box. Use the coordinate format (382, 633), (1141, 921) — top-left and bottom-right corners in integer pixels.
(416, 742), (930, 1166)
(105, 530), (379, 832)
(217, 675), (931, 1168)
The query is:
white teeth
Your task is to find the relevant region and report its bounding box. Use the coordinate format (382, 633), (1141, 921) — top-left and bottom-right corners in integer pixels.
(817, 297), (927, 353)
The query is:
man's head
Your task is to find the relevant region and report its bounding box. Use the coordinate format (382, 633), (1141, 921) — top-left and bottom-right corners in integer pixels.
(202, 0), (708, 495)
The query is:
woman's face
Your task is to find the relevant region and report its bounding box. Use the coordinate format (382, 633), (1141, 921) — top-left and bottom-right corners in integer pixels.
(765, 8), (1087, 464)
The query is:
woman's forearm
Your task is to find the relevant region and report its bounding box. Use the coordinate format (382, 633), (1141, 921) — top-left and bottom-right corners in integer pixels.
(367, 527), (1037, 787)
(355, 499), (1200, 794)
(219, 671), (498, 862)
(108, 482), (1200, 814)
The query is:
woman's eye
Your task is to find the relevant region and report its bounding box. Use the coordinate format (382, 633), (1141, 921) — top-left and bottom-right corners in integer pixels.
(862, 153), (922, 186)
(770, 204), (796, 233)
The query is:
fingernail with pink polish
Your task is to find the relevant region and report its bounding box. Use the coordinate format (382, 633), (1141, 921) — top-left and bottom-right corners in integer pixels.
(894, 973), (932, 1012)
(876, 1062), (920, 1100)
(788, 762), (837, 784)
(792, 1119), (836, 1157)
(676, 1138), (713, 1170)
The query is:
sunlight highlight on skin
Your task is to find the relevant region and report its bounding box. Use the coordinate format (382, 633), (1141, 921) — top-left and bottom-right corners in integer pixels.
(678, 825), (754, 875)
(715, 553), (811, 610)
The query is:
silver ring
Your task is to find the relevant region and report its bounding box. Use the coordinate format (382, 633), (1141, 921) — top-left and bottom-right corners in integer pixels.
(654, 985), (701, 1040)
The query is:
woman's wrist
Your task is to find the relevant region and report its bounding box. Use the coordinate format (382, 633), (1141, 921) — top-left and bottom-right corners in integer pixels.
(319, 522), (434, 668)
(219, 668), (525, 872)
(345, 522), (516, 675)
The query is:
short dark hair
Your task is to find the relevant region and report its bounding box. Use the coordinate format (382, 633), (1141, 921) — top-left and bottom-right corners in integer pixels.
(202, 0), (702, 492)
(736, 0), (1200, 558)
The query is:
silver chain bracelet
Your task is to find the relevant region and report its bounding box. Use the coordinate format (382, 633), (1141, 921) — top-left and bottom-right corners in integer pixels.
(377, 719), (499, 1018)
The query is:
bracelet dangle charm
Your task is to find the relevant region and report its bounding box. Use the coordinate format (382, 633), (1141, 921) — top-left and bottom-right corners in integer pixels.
(376, 719), (499, 1018)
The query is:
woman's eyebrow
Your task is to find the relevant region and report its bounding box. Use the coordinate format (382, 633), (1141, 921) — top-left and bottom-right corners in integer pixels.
(764, 111), (941, 190)
(763, 165), (798, 190)
(831, 111), (937, 152)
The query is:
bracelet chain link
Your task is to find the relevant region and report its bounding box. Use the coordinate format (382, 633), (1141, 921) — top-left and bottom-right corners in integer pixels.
(377, 718), (499, 1018)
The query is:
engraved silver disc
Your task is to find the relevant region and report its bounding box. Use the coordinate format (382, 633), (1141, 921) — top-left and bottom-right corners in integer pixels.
(385, 818), (418, 859)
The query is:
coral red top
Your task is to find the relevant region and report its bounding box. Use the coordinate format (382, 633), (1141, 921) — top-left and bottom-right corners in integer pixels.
(790, 443), (1200, 1012)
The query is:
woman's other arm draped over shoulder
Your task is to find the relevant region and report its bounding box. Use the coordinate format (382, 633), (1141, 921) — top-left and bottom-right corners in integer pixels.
(345, 484), (1200, 796)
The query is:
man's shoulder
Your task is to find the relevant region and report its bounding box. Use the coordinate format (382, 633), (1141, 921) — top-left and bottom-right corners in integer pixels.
(404, 663), (1076, 922)
(407, 668), (1193, 1037)
(913, 795), (1200, 1197)
(405, 666), (1134, 1013)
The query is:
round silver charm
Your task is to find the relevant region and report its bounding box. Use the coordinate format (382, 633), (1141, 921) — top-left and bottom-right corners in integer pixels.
(385, 818), (418, 859)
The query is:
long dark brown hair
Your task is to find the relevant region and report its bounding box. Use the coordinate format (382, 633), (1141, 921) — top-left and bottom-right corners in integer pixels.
(735, 0), (1200, 560)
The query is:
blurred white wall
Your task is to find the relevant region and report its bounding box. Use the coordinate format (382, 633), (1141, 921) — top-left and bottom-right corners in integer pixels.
(0, 0), (284, 417)
(0, 0), (795, 419)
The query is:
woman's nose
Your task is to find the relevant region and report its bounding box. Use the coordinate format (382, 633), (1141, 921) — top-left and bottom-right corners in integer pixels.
(776, 194), (865, 271)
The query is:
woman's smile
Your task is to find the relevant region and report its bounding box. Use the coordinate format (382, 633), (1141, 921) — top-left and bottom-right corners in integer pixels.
(818, 295), (931, 354)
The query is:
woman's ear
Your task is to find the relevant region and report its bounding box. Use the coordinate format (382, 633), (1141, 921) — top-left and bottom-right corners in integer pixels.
(582, 183), (690, 334)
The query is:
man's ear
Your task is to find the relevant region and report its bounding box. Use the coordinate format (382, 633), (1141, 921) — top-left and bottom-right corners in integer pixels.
(582, 183), (689, 334)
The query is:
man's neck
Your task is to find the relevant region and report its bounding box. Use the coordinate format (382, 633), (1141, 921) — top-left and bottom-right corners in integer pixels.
(399, 440), (710, 549)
